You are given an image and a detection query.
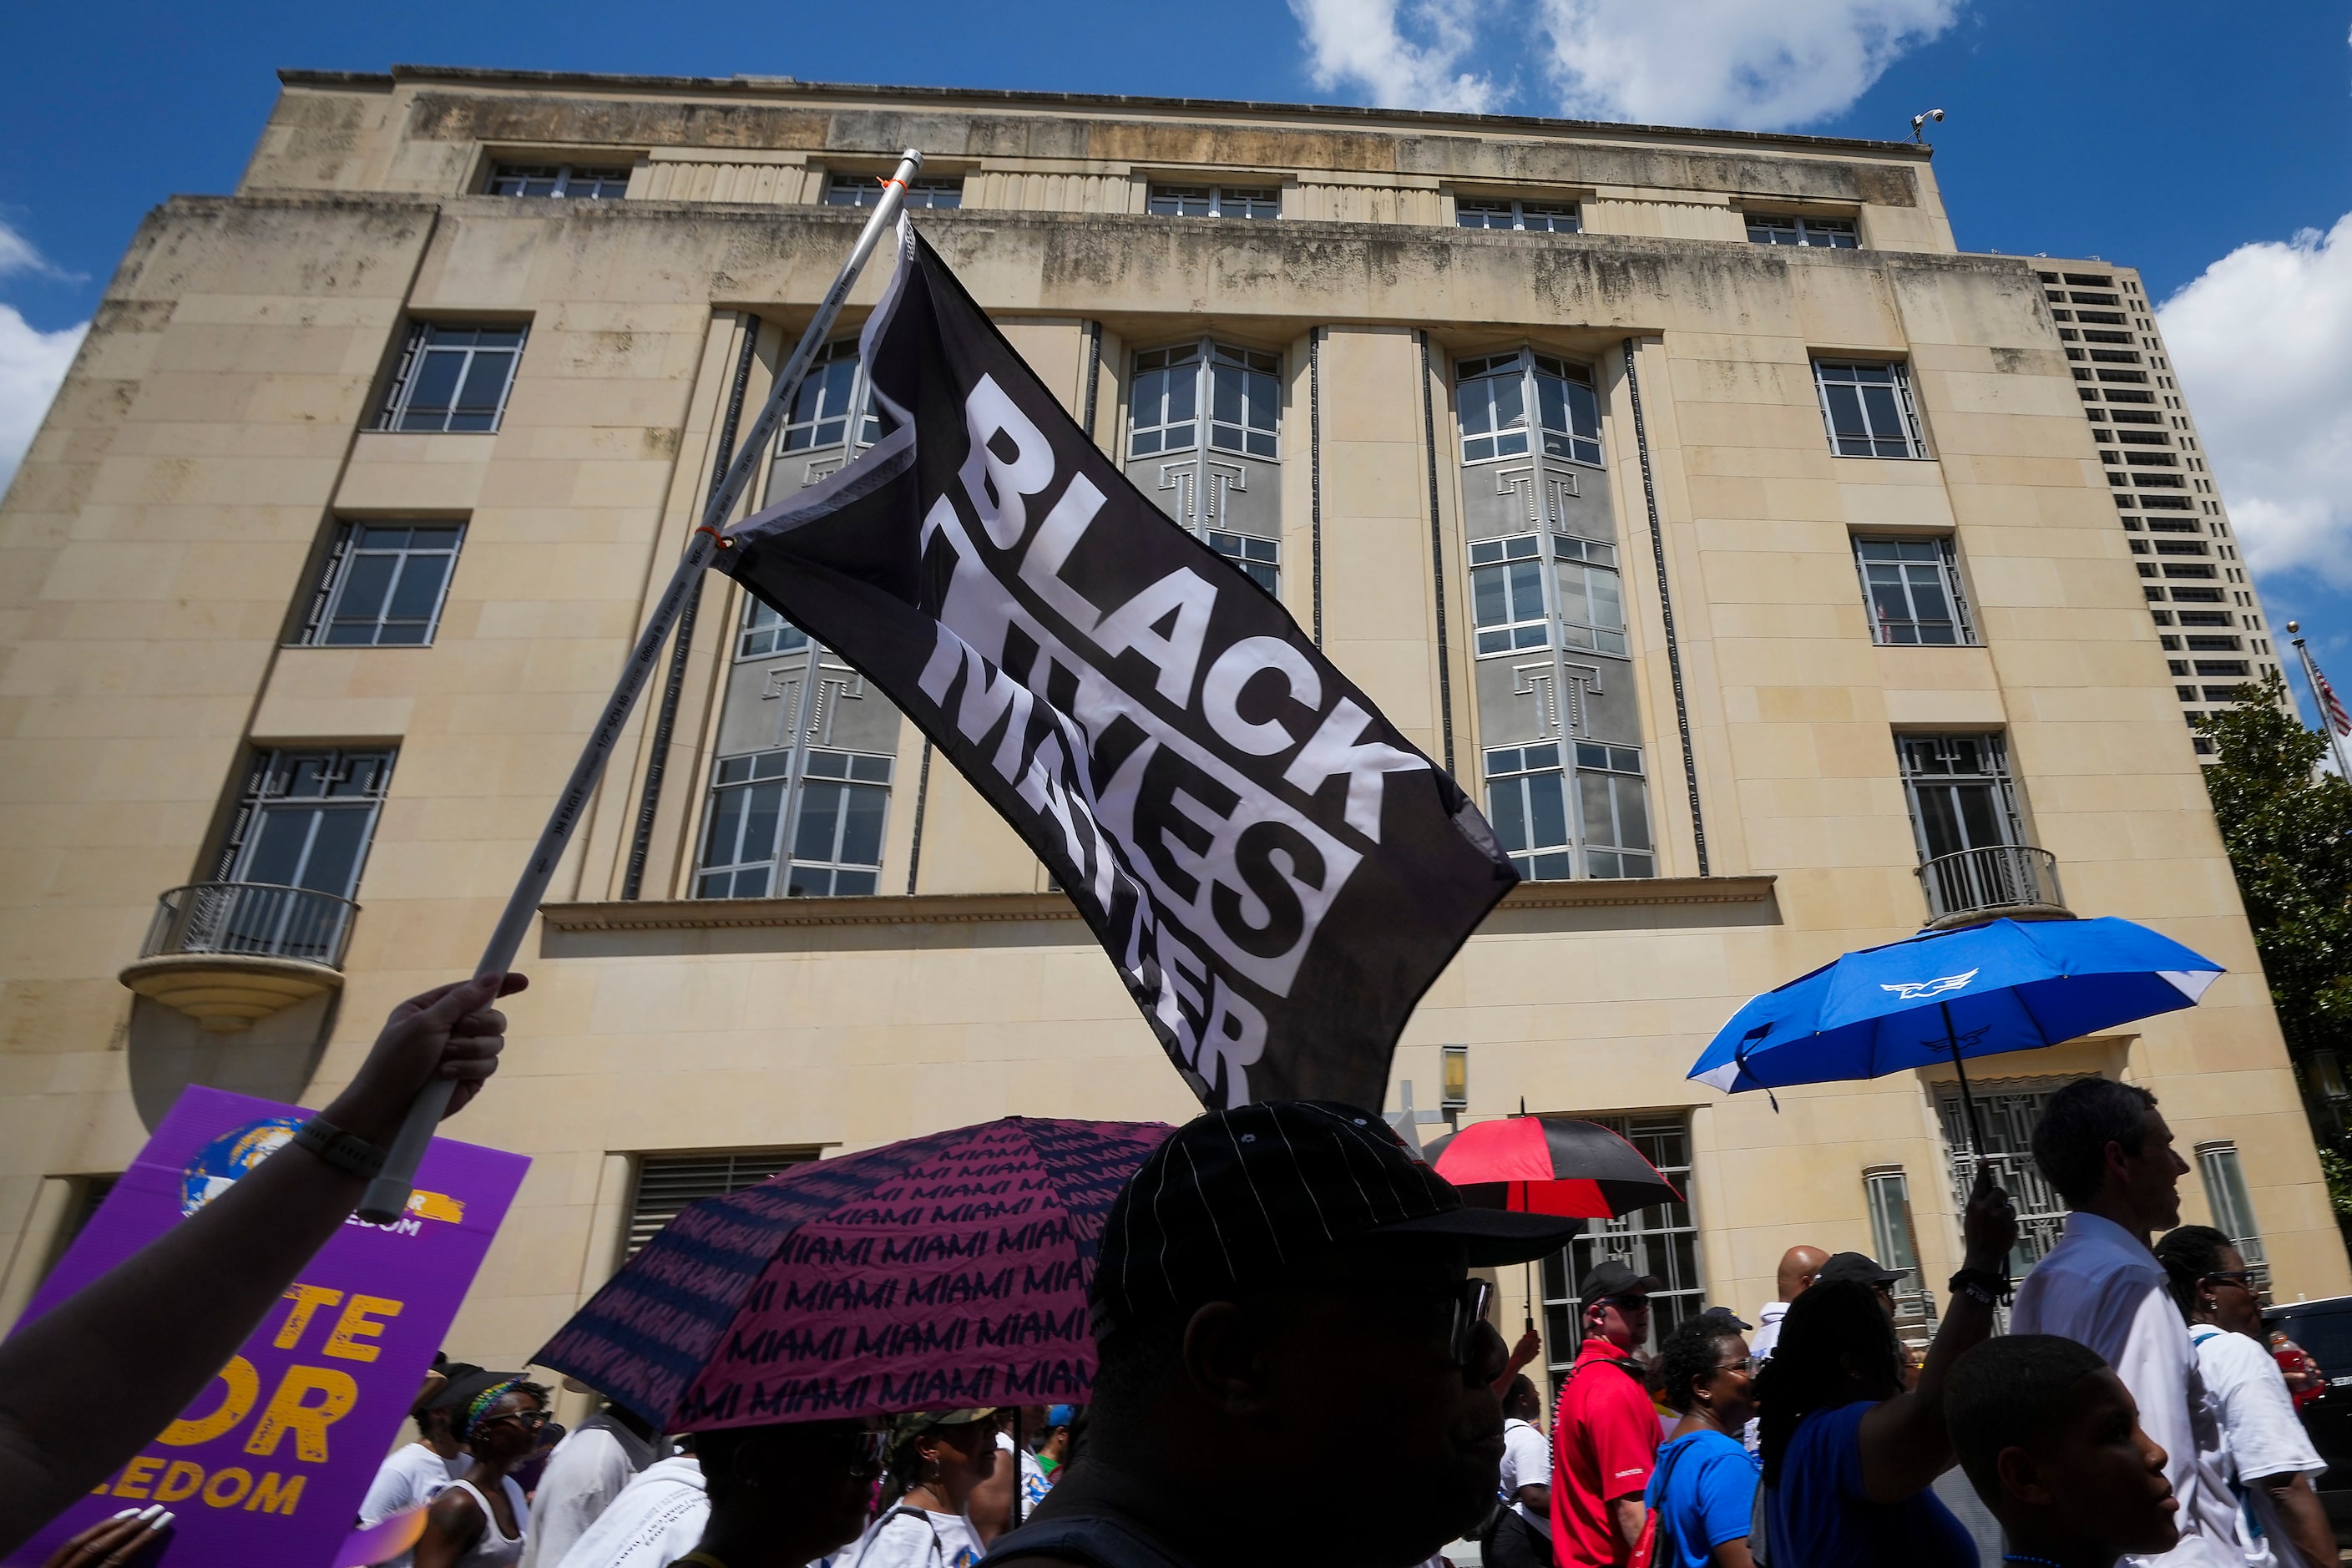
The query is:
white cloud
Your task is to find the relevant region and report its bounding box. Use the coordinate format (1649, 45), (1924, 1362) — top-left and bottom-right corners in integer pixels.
(2160, 214), (2352, 588)
(1539, 0), (1961, 130)
(0, 304), (89, 495)
(0, 217), (77, 284)
(1290, 0), (1500, 114)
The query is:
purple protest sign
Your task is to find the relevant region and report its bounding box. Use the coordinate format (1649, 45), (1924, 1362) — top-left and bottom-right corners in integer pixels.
(4, 1085), (528, 1568)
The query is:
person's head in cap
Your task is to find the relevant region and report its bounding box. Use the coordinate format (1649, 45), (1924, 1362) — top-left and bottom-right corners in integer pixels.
(879, 1408), (999, 1520)
(1817, 1251), (1907, 1323)
(682, 1414), (888, 1568)
(1019, 1101), (1581, 1568)
(1577, 1258), (1664, 1355)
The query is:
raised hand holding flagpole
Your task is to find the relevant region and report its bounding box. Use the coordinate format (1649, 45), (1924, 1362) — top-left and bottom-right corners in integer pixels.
(356, 149), (925, 1224)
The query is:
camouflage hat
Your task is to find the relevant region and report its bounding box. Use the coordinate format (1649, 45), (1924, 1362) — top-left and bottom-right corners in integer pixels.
(885, 1408), (999, 1454)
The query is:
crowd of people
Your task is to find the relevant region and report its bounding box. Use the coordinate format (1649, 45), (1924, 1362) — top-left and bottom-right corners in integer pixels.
(0, 981), (2337, 1568)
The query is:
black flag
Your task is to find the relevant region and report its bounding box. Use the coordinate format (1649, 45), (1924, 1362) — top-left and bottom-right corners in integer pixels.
(715, 224), (1517, 1108)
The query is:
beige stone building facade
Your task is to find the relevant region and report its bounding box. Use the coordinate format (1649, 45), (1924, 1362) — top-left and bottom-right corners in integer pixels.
(1, 66), (2340, 1393)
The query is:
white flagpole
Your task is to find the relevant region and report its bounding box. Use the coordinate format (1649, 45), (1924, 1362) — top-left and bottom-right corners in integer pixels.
(357, 149), (924, 1224)
(2289, 622), (2352, 785)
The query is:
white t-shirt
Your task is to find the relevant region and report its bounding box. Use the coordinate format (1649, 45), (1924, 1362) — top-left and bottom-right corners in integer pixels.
(522, 1419), (655, 1568)
(1500, 1417), (1552, 1536)
(2190, 1325), (2327, 1568)
(553, 1456), (706, 1568)
(1748, 1302), (1790, 1367)
(837, 1506), (984, 1568)
(361, 1444), (475, 1568)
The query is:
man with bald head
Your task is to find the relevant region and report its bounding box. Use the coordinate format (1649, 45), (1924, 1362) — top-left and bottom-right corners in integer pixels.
(1749, 1245), (1827, 1369)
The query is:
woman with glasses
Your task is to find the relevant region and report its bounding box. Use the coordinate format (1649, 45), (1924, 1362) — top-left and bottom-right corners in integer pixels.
(2157, 1226), (2332, 1568)
(1646, 1312), (1762, 1568)
(416, 1377), (552, 1568)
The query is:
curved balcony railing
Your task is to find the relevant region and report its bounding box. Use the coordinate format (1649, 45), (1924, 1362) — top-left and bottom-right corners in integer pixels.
(1916, 845), (2067, 928)
(140, 883), (359, 969)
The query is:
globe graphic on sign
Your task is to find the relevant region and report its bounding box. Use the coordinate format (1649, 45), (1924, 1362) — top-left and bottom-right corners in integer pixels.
(180, 1116), (303, 1216)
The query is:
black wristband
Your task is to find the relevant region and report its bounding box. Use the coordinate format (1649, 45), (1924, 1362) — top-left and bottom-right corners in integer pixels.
(295, 1116), (388, 1181)
(1949, 1265), (2011, 1307)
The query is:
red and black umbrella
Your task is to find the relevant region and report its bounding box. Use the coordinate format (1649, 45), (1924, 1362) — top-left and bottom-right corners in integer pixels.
(1422, 1115), (1681, 1218)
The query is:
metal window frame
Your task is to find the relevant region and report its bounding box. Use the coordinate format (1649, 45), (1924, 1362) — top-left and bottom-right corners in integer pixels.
(216, 746), (398, 899)
(1467, 531), (1626, 660)
(1862, 1165), (1940, 1346)
(1454, 196), (1581, 233)
(736, 598), (811, 661)
(487, 161), (633, 200)
(1469, 534), (1553, 655)
(1540, 1111), (1702, 1366)
(1481, 743), (1577, 883)
(301, 520), (466, 648)
(1454, 348), (1606, 469)
(377, 321), (529, 434)
(1206, 530), (1279, 593)
(1747, 213), (1859, 247)
(1127, 339), (1282, 463)
(1146, 183), (1281, 220)
(822, 174), (964, 210)
(1813, 359), (1927, 459)
(1853, 534), (1975, 646)
(774, 337), (880, 456)
(1895, 731), (2024, 862)
(1933, 1079), (2076, 1291)
(1571, 741), (1655, 878)
(695, 744), (894, 901)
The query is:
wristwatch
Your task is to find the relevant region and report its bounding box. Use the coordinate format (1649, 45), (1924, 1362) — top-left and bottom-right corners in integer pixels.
(295, 1116), (389, 1181)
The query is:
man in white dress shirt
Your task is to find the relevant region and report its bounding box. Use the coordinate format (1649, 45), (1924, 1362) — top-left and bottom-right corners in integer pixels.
(2009, 1076), (2238, 1568)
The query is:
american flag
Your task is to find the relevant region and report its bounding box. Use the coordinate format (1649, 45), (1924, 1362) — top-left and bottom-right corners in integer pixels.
(2314, 656), (2352, 737)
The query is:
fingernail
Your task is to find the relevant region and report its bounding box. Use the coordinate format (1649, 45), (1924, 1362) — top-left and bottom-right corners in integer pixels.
(112, 1509), (139, 1520)
(135, 1505), (164, 1521)
(152, 1512), (175, 1531)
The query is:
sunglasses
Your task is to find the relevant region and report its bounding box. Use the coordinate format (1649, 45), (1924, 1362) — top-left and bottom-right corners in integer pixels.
(2203, 1270), (2259, 1292)
(482, 1409), (551, 1431)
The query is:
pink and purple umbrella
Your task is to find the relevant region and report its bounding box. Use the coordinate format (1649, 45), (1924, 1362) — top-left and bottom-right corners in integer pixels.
(535, 1116), (1171, 1430)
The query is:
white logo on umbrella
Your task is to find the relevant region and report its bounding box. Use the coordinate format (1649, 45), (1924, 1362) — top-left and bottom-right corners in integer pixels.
(1881, 969), (1979, 1001)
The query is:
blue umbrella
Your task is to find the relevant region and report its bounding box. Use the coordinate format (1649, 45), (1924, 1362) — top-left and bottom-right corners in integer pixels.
(1688, 917), (2223, 1156)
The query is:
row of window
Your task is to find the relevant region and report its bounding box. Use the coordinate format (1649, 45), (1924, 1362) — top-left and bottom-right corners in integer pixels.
(479, 159), (1875, 249)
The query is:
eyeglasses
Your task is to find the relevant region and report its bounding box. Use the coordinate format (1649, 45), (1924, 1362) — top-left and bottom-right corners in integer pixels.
(483, 1409), (550, 1431)
(1713, 1356), (1753, 1374)
(2203, 1270), (2259, 1292)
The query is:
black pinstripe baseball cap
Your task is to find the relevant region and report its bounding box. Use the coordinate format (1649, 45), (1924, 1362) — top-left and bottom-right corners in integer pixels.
(1091, 1101), (1585, 1340)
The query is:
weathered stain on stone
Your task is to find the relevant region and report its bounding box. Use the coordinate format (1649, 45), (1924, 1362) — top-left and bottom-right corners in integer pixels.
(406, 91), (829, 151)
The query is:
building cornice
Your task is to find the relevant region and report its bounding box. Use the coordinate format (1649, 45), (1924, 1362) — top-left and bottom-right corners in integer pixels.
(538, 875), (1779, 934)
(271, 65), (1935, 160)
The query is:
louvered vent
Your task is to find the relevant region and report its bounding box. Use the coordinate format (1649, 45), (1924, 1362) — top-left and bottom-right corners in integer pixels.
(625, 1150), (813, 1260)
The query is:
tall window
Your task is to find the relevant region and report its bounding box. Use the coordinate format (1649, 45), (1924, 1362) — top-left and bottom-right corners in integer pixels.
(1814, 360), (1926, 459)
(698, 746), (892, 899)
(2194, 1142), (2268, 1288)
(1575, 742), (1654, 879)
(218, 748), (395, 908)
(1898, 733), (2021, 863)
(301, 523), (464, 646)
(488, 163), (631, 200)
(823, 174), (963, 210)
(1542, 1114), (1700, 1363)
(1129, 343), (1279, 460)
(1864, 1166), (1938, 1346)
(1456, 198), (1581, 233)
(1469, 533), (1626, 657)
(625, 1149), (815, 1260)
(1747, 213), (1858, 247)
(1146, 185), (1279, 219)
(780, 340), (880, 453)
(1208, 532), (1278, 592)
(1483, 741), (1652, 883)
(1456, 352), (1603, 466)
(1854, 536), (1972, 645)
(738, 599), (810, 660)
(379, 324), (527, 433)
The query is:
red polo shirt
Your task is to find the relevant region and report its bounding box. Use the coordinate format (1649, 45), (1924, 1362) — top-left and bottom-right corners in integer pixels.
(1550, 1336), (1661, 1566)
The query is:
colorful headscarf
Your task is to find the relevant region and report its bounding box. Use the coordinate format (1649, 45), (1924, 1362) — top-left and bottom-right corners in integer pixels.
(463, 1377), (525, 1438)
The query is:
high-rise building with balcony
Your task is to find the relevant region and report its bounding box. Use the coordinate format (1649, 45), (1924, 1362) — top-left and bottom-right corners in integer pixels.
(0, 68), (2339, 1392)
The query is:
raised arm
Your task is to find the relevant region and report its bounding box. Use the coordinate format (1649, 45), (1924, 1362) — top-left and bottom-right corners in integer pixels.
(1858, 1164), (2018, 1504)
(0, 973), (524, 1554)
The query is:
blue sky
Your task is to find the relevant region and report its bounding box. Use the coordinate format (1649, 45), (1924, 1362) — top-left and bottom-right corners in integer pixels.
(6, 0), (2352, 724)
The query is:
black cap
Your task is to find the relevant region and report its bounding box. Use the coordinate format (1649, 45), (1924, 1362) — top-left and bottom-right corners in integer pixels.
(1092, 1100), (1582, 1341)
(1698, 1305), (1754, 1333)
(1577, 1258), (1666, 1310)
(1818, 1251), (1906, 1287)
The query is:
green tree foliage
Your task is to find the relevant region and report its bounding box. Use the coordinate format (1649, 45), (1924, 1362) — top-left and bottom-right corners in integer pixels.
(2196, 674), (2352, 1212)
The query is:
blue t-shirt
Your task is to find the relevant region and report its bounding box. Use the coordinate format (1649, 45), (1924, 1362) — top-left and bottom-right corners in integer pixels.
(1766, 1401), (1976, 1568)
(1643, 1429), (1759, 1568)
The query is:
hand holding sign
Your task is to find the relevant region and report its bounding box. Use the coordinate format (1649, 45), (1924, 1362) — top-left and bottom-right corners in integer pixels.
(38, 1510), (175, 1568)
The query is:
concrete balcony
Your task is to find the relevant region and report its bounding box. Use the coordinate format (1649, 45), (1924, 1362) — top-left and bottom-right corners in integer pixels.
(118, 883), (356, 1031)
(1916, 845), (2069, 930)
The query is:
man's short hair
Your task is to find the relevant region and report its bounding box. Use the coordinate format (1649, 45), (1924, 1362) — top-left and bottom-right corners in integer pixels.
(2030, 1077), (2158, 1206)
(1945, 1334), (2112, 1499)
